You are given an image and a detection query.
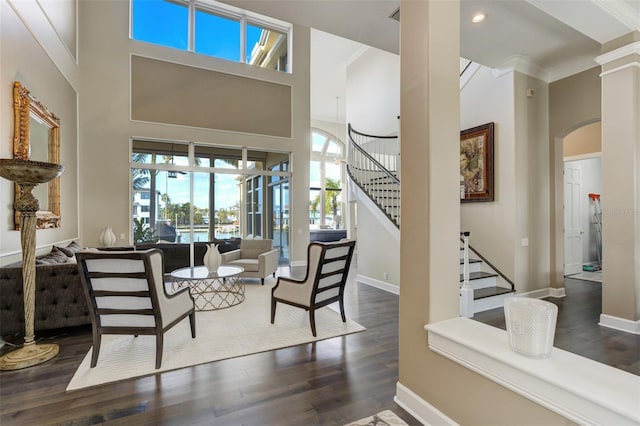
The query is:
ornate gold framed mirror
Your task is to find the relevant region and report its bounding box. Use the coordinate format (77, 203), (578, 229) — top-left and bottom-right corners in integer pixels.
(13, 81), (61, 229)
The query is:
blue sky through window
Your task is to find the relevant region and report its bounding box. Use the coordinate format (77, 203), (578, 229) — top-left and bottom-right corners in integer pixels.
(132, 0), (188, 50)
(195, 9), (240, 61)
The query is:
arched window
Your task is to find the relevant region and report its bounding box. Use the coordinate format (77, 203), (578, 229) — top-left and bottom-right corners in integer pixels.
(310, 128), (345, 229)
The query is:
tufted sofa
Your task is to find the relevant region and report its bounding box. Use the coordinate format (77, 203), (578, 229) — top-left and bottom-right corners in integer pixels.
(0, 239), (241, 337)
(0, 262), (89, 337)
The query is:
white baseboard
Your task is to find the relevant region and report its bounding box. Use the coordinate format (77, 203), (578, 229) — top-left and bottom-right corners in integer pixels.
(394, 382), (458, 426)
(599, 314), (640, 335)
(357, 274), (399, 295)
(289, 260), (307, 268)
(517, 287), (552, 299)
(517, 287), (566, 299)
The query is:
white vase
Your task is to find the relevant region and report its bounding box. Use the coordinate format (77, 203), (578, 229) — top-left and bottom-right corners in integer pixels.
(99, 226), (116, 247)
(203, 243), (221, 273)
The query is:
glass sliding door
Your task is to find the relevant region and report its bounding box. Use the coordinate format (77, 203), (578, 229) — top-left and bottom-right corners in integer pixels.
(269, 177), (289, 264)
(132, 140), (290, 264)
(214, 172), (241, 239)
(267, 157), (290, 264)
(245, 175), (263, 238)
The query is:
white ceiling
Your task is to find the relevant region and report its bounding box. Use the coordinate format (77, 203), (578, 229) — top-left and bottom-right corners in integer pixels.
(220, 0), (640, 123)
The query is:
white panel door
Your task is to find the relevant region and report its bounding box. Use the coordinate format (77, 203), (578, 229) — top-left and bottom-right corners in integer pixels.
(564, 163), (583, 275)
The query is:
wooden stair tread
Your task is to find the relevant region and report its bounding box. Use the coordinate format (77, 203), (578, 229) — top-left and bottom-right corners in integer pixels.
(459, 259), (482, 265)
(473, 286), (514, 300)
(459, 271), (498, 281)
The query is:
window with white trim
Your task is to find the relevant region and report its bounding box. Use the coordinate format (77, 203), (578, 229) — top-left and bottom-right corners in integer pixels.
(132, 0), (291, 73)
(310, 129), (345, 230)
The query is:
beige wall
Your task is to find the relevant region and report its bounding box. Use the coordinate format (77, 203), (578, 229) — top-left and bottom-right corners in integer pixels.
(0, 0), (79, 265)
(131, 56), (292, 138)
(548, 67), (601, 285)
(78, 0), (311, 264)
(513, 72), (551, 291)
(600, 47), (640, 322)
(564, 122), (602, 157)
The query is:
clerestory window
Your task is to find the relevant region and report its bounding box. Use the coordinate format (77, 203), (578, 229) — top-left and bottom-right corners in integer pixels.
(131, 0), (291, 73)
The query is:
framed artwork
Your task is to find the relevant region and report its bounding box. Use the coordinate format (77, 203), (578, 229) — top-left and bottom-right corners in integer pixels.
(460, 122), (494, 202)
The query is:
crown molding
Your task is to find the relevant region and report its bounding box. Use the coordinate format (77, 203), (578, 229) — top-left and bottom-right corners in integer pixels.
(595, 41), (640, 65)
(492, 55), (549, 82)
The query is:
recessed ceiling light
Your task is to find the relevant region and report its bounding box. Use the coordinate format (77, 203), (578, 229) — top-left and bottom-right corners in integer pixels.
(472, 13), (486, 23)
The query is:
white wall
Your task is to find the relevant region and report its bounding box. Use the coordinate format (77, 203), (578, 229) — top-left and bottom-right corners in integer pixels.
(356, 197), (400, 289)
(346, 48), (399, 136)
(345, 46), (400, 286)
(565, 157), (602, 264)
(460, 66), (516, 280)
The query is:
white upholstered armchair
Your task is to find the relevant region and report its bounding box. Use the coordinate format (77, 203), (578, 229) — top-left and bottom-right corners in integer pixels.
(271, 240), (356, 336)
(220, 239), (279, 285)
(76, 249), (195, 369)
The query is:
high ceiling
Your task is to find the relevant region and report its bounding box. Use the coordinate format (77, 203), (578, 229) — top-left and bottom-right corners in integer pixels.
(220, 0), (640, 122)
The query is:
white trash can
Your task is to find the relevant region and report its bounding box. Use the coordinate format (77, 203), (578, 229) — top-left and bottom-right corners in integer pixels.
(504, 297), (558, 359)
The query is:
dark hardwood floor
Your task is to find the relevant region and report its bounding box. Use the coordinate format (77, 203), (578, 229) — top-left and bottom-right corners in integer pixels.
(474, 277), (640, 376)
(0, 271), (420, 426)
(3, 273), (638, 425)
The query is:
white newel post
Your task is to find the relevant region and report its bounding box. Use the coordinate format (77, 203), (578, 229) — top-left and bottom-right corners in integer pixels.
(460, 231), (474, 318)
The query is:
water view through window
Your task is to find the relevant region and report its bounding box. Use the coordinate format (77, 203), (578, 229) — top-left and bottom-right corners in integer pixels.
(132, 141), (290, 264)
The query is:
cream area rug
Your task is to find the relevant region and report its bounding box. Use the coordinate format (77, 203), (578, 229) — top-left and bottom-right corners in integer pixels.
(66, 284), (365, 391)
(345, 410), (409, 426)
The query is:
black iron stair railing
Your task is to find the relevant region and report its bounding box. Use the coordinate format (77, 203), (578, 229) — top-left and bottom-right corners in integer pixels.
(346, 124), (400, 228)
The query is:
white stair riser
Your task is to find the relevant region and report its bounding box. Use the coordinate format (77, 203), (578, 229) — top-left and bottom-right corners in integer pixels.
(473, 292), (511, 314)
(459, 262), (482, 274)
(460, 276), (497, 290)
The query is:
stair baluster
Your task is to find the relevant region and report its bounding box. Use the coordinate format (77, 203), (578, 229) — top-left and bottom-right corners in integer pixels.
(460, 231), (474, 318)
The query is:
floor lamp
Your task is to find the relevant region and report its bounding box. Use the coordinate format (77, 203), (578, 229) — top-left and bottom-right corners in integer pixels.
(0, 158), (64, 370)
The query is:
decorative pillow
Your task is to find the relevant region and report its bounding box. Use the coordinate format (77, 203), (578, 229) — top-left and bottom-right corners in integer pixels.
(66, 241), (82, 253)
(55, 241), (82, 257)
(36, 247), (70, 265)
(53, 245), (73, 257)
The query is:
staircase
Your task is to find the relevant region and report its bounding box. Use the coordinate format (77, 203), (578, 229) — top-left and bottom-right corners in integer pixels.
(346, 124), (400, 228)
(459, 233), (515, 315)
(347, 124), (516, 315)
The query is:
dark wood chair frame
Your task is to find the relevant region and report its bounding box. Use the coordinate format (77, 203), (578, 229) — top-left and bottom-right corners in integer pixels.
(271, 240), (356, 337)
(77, 249), (196, 369)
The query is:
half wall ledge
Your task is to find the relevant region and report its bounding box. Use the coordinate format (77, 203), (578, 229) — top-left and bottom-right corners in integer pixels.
(425, 317), (640, 425)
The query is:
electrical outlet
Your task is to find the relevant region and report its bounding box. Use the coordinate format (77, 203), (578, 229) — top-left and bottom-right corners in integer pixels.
(384, 272), (388, 280)
(521, 238), (529, 247)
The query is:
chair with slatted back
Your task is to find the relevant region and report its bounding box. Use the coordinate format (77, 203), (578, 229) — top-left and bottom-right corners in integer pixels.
(271, 240), (356, 337)
(76, 248), (195, 369)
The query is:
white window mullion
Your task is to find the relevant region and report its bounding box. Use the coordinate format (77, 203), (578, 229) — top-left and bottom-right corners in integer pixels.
(240, 17), (246, 63)
(188, 0), (195, 51)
